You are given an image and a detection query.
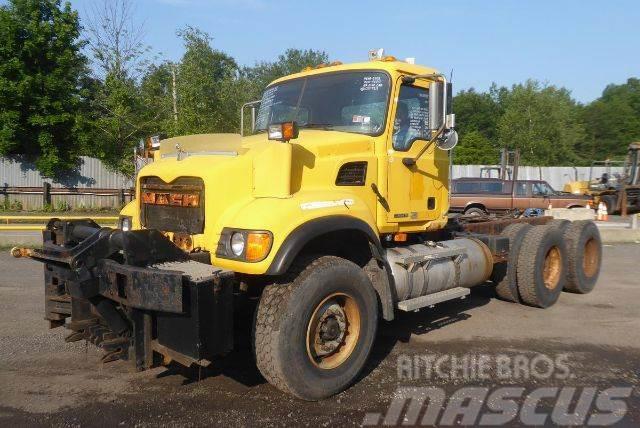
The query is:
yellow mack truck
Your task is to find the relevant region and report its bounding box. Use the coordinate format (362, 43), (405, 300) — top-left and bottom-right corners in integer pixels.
(14, 53), (602, 400)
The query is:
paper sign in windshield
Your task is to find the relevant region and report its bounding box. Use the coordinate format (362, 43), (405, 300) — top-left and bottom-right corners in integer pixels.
(360, 76), (384, 91)
(352, 115), (371, 124)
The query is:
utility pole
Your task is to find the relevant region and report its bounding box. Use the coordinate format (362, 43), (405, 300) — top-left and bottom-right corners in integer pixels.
(171, 63), (178, 124)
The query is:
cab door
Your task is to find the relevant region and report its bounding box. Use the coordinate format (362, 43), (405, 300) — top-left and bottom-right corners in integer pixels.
(386, 79), (448, 225)
(512, 181), (531, 210)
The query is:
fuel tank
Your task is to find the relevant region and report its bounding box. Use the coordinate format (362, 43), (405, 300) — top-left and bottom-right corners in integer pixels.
(385, 238), (493, 302)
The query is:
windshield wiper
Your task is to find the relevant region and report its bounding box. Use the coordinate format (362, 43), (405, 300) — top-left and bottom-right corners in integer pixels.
(299, 123), (335, 130)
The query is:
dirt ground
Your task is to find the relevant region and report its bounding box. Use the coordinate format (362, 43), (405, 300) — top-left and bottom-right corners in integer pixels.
(1, 244), (639, 427)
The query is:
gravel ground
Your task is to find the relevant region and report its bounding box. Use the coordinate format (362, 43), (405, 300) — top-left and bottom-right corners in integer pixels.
(0, 244), (639, 426)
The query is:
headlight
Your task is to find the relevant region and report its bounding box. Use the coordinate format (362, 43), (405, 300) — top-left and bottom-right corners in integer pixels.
(218, 229), (273, 262)
(119, 216), (132, 232)
(230, 232), (245, 256)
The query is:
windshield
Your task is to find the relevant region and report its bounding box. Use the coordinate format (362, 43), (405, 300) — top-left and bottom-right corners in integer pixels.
(255, 71), (390, 136)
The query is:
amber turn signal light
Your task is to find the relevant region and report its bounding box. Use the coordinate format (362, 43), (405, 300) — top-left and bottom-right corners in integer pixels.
(393, 233), (408, 242)
(268, 122), (299, 142)
(245, 232), (273, 262)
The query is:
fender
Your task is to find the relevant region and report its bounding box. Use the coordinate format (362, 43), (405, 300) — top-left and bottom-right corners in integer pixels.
(265, 215), (395, 320)
(266, 215), (381, 275)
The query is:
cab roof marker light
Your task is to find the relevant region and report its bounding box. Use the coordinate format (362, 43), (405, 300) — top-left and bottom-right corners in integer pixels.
(368, 48), (384, 61)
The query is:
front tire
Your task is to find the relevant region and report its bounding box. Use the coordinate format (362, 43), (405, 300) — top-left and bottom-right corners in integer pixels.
(253, 256), (378, 400)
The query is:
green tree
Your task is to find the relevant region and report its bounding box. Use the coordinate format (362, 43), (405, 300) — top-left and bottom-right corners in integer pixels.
(90, 74), (147, 173)
(85, 0), (153, 174)
(174, 26), (239, 135)
(581, 78), (640, 160)
(452, 87), (502, 164)
(0, 0), (88, 177)
(140, 62), (177, 136)
(453, 87), (501, 141)
(496, 80), (585, 166)
(242, 48), (329, 99)
(453, 130), (499, 164)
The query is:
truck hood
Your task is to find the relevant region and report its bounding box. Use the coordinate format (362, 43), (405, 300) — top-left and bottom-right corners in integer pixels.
(155, 130), (375, 158)
(135, 130), (376, 233)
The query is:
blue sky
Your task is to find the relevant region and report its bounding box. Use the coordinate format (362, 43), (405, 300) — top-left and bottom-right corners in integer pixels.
(63, 0), (640, 102)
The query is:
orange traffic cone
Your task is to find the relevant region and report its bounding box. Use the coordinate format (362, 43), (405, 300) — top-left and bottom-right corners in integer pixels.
(602, 202), (609, 221)
(596, 202), (604, 221)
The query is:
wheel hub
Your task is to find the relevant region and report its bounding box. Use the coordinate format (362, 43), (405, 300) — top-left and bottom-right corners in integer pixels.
(306, 293), (362, 370)
(543, 246), (562, 290)
(315, 304), (347, 355)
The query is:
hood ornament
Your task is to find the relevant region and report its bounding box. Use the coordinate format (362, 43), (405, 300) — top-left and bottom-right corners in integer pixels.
(175, 143), (186, 161)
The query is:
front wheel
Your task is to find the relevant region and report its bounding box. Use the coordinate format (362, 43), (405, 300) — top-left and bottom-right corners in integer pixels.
(253, 256), (378, 400)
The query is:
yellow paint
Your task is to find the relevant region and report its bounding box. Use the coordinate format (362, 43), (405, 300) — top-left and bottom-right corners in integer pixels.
(253, 141), (292, 198)
(127, 60), (451, 274)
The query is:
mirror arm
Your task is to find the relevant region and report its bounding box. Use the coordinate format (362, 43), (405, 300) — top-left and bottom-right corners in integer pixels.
(240, 100), (261, 136)
(402, 125), (445, 167)
(400, 72), (449, 168)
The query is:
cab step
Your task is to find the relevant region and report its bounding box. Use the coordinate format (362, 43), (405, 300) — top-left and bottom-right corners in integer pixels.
(397, 287), (470, 312)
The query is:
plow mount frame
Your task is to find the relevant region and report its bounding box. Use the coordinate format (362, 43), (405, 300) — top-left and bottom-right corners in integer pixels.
(34, 219), (234, 370)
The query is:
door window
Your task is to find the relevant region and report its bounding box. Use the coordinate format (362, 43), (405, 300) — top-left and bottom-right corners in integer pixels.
(532, 182), (554, 196)
(392, 85), (430, 151)
(515, 182), (528, 196)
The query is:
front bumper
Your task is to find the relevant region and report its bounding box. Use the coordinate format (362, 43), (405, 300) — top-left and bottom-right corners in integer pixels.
(34, 219), (234, 369)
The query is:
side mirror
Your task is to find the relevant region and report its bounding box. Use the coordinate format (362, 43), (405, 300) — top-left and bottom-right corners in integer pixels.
(428, 81), (445, 132)
(437, 130), (458, 150)
(429, 81), (456, 139)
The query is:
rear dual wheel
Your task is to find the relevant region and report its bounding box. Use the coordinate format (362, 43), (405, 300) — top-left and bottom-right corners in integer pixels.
(517, 225), (568, 308)
(563, 220), (602, 294)
(516, 220), (602, 308)
(492, 223), (532, 302)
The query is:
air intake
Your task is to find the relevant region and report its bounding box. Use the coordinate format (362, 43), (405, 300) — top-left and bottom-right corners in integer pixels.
(336, 162), (368, 186)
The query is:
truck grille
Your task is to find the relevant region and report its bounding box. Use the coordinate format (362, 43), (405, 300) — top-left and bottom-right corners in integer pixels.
(140, 177), (205, 234)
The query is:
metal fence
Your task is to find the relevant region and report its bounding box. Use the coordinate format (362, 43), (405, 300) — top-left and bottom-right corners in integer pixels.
(1, 156), (133, 210)
(1, 155), (625, 210)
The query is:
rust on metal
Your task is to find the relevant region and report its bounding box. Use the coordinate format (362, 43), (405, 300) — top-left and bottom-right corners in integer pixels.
(10, 246), (33, 258)
(458, 216), (552, 235)
(99, 259), (185, 313)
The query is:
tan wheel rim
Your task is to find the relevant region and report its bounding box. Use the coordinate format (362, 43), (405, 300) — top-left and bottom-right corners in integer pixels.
(583, 238), (599, 278)
(306, 293), (361, 370)
(543, 246), (562, 290)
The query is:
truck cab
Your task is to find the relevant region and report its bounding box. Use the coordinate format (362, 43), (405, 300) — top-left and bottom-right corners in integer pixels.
(122, 58), (457, 276)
